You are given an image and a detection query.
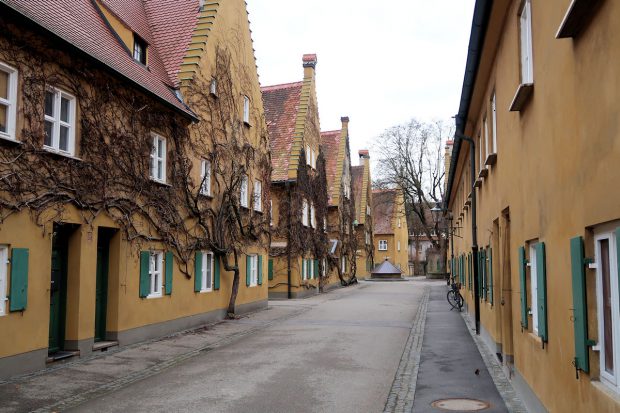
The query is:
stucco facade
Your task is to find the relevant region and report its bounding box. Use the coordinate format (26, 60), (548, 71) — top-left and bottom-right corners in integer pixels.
(0, 0), (269, 380)
(372, 189), (409, 274)
(447, 1), (620, 411)
(352, 151), (374, 279)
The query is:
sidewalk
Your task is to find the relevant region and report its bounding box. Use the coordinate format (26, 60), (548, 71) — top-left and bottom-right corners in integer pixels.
(0, 301), (313, 413)
(412, 285), (525, 413)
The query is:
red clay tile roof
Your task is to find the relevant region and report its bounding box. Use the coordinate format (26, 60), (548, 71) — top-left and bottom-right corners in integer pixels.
(373, 189), (397, 235)
(320, 130), (341, 204)
(3, 0), (195, 118)
(351, 165), (364, 221)
(261, 82), (303, 182)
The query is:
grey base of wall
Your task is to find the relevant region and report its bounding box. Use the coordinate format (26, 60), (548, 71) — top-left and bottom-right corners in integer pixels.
(0, 348), (48, 381)
(269, 288), (319, 300)
(65, 338), (95, 358)
(0, 299), (268, 381)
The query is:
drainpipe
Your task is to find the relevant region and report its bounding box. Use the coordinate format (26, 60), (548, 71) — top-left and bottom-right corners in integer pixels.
(456, 133), (480, 335)
(286, 181), (292, 299)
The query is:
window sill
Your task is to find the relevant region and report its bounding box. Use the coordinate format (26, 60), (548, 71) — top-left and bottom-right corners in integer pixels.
(556, 0), (603, 39)
(0, 134), (20, 144)
(200, 289), (213, 294)
(150, 179), (172, 187)
(509, 83), (534, 112)
(253, 209), (263, 214)
(591, 380), (620, 405)
(146, 293), (163, 299)
(528, 331), (543, 345)
(473, 178), (482, 189)
(478, 168), (488, 179)
(485, 153), (497, 166)
(42, 147), (81, 161)
(243, 121), (251, 128)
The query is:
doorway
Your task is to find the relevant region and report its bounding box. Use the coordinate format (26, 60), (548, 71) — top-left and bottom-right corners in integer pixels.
(499, 209), (514, 369)
(94, 228), (115, 342)
(49, 223), (77, 354)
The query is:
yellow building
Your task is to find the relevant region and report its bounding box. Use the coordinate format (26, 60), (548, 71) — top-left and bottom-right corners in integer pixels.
(352, 150), (374, 279)
(320, 118), (357, 288)
(447, 1), (620, 411)
(0, 0), (269, 379)
(263, 55), (330, 299)
(372, 189), (409, 274)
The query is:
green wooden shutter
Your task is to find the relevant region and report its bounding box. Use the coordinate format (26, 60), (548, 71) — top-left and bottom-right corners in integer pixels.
(194, 251), (202, 292)
(165, 251), (173, 295)
(535, 242), (548, 342)
(258, 255), (263, 285)
(214, 255), (221, 290)
(616, 229), (620, 309)
(314, 259), (319, 280)
(489, 248), (494, 305)
(246, 255), (251, 286)
(482, 250), (488, 301)
(570, 236), (589, 373)
(139, 251), (150, 298)
(519, 246), (528, 329)
(9, 248), (29, 311)
(268, 258), (274, 281)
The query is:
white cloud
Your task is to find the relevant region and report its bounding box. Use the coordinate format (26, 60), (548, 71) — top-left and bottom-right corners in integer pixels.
(247, 0), (475, 165)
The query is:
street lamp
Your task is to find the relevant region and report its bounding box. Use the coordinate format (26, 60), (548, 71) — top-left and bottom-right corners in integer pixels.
(431, 204), (442, 224)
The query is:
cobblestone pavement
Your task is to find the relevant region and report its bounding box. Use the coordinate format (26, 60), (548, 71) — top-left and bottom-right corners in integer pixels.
(2, 281), (432, 413)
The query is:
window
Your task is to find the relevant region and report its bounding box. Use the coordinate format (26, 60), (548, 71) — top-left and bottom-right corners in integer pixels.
(270, 200), (274, 226)
(519, 0), (534, 84)
(302, 199), (309, 226)
(133, 34), (147, 65)
(200, 251), (214, 292)
(200, 159), (211, 196)
(0, 246), (7, 316)
(148, 251), (164, 298)
(529, 243), (539, 334)
(398, 217), (401, 228)
(367, 205), (371, 216)
(210, 78), (217, 96)
(397, 240), (401, 252)
(0, 62), (17, 141)
(322, 258), (327, 277)
(248, 254), (258, 286)
(310, 203), (316, 228)
(243, 95), (250, 124)
(341, 256), (347, 274)
(483, 116), (489, 160)
(379, 240), (388, 251)
(44, 88), (76, 155)
(253, 180), (262, 212)
(323, 216), (327, 232)
(478, 131), (484, 172)
(594, 230), (620, 391)
(150, 133), (166, 183)
(491, 92), (497, 154)
(365, 231), (370, 245)
(240, 175), (249, 208)
(306, 145), (311, 166)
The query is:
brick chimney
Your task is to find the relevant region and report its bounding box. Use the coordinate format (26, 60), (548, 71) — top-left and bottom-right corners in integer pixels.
(302, 53), (317, 80)
(359, 149), (370, 167)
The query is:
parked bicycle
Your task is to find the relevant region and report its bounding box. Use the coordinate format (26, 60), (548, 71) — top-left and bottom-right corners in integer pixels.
(447, 279), (464, 311)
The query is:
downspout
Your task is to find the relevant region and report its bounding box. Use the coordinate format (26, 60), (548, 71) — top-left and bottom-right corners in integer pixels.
(456, 133), (480, 335)
(286, 181), (292, 299)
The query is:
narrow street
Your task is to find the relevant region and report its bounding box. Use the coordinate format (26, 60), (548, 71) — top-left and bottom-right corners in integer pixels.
(0, 280), (523, 413)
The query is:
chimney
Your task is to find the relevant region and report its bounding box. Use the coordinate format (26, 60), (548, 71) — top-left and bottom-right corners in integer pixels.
(302, 53), (317, 80)
(359, 149), (370, 167)
(444, 140), (454, 193)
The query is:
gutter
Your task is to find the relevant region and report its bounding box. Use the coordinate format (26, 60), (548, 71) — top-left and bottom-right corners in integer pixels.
(445, 0), (492, 207)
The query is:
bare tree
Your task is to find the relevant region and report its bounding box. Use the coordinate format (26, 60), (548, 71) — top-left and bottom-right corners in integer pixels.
(373, 119), (453, 271)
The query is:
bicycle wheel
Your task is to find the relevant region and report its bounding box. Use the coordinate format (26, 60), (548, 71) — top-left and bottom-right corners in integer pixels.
(456, 292), (464, 310)
(447, 290), (460, 310)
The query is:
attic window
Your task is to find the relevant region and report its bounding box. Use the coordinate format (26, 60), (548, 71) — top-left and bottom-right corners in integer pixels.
(133, 34), (147, 65)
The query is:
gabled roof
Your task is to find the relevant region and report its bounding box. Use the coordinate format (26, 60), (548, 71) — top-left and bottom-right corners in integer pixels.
(1, 0), (198, 118)
(320, 130), (342, 205)
(262, 82), (303, 182)
(373, 189), (397, 235)
(351, 165), (364, 221)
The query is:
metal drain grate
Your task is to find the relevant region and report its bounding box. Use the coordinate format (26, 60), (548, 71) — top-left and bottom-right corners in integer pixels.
(431, 398), (490, 411)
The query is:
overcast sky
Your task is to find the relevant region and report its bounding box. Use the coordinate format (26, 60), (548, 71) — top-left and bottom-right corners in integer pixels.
(247, 0), (475, 166)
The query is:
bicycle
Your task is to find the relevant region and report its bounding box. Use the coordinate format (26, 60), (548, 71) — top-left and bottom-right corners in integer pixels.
(447, 279), (464, 311)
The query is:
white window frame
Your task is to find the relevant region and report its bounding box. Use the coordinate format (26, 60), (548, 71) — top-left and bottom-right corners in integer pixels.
(302, 199), (309, 227)
(310, 203), (316, 228)
(519, 0), (534, 84)
(200, 159), (211, 196)
(0, 246), (7, 316)
(200, 251), (214, 292)
(323, 216), (327, 232)
(243, 95), (250, 124)
(322, 258), (327, 277)
(248, 254), (258, 286)
(397, 240), (401, 252)
(150, 133), (166, 183)
(44, 87), (76, 155)
(253, 180), (262, 212)
(306, 145), (311, 166)
(594, 229), (620, 391)
(478, 131), (484, 172)
(270, 200), (274, 226)
(0, 62), (18, 141)
(379, 240), (388, 251)
(529, 243), (539, 334)
(148, 251), (164, 298)
(210, 78), (217, 96)
(484, 115), (490, 160)
(398, 217), (401, 228)
(341, 256), (346, 274)
(240, 175), (249, 208)
(491, 92), (498, 154)
(365, 231), (370, 245)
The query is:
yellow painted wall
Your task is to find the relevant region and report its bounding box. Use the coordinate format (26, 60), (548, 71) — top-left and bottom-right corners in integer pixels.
(373, 191), (409, 274)
(448, 0), (620, 411)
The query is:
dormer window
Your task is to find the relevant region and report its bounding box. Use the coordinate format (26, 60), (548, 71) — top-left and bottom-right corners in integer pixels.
(133, 34), (147, 65)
